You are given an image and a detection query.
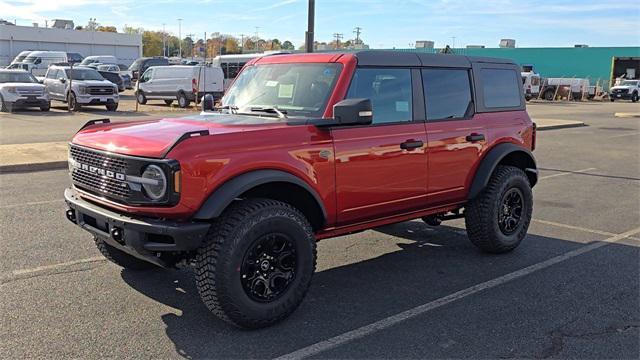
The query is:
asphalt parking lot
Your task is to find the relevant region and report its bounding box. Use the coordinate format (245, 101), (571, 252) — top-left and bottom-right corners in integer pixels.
(1, 101), (639, 358)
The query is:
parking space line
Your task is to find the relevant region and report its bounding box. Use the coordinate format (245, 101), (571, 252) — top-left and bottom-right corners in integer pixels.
(532, 219), (615, 237)
(608, 132), (640, 139)
(275, 226), (640, 360)
(1, 256), (105, 284)
(539, 168), (596, 180)
(0, 199), (64, 209)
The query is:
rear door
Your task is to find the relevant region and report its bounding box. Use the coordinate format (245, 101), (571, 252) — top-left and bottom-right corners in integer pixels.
(332, 67), (429, 225)
(422, 67), (486, 205)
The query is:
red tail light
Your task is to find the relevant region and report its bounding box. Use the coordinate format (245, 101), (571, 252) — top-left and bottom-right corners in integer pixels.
(192, 78), (197, 94)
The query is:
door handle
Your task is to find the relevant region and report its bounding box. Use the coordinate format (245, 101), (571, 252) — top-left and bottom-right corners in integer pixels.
(466, 133), (485, 142)
(400, 140), (424, 150)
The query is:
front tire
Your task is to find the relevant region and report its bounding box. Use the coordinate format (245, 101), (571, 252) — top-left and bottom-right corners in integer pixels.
(40, 101), (51, 111)
(106, 102), (118, 111)
(195, 198), (317, 329)
(68, 92), (81, 112)
(632, 92), (638, 103)
(94, 237), (157, 270)
(136, 91), (147, 104)
(0, 94), (9, 112)
(465, 166), (533, 254)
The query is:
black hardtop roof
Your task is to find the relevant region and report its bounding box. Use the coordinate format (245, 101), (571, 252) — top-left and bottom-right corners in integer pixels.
(352, 50), (516, 68)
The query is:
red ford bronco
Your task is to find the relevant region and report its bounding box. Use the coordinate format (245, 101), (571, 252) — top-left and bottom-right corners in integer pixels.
(65, 51), (537, 328)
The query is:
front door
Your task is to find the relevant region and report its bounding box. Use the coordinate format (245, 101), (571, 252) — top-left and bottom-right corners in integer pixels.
(332, 67), (428, 225)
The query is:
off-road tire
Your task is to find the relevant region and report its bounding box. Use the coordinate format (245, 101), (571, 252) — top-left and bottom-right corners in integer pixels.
(106, 102), (118, 111)
(195, 198), (317, 329)
(68, 92), (81, 112)
(177, 92), (190, 108)
(94, 237), (157, 270)
(465, 165), (533, 254)
(164, 100), (173, 106)
(136, 91), (147, 105)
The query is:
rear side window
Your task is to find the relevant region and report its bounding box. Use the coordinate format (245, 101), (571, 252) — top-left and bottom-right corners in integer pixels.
(347, 68), (412, 124)
(422, 68), (472, 120)
(480, 69), (522, 108)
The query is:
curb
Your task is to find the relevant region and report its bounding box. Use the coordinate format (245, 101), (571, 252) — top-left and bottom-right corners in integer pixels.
(0, 161), (68, 174)
(536, 122), (586, 131)
(614, 113), (640, 118)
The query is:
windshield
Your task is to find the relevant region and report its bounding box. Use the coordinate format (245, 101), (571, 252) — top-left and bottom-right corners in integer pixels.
(621, 80), (638, 86)
(0, 72), (38, 83)
(80, 58), (98, 65)
(65, 68), (104, 81)
(222, 63), (341, 118)
(129, 58), (145, 71)
(14, 55), (28, 63)
(23, 56), (38, 63)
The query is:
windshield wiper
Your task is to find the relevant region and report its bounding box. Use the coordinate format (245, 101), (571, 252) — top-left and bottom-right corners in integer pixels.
(249, 106), (288, 119)
(214, 105), (239, 114)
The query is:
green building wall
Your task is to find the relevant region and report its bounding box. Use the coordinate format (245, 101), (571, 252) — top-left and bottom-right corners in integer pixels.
(392, 47), (640, 88)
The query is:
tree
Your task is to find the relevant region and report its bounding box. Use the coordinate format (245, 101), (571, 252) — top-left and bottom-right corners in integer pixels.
(122, 26), (143, 34)
(96, 26), (117, 33)
(142, 31), (163, 56)
(182, 37), (194, 58)
(224, 37), (240, 54)
(282, 40), (294, 50)
(268, 38), (282, 50)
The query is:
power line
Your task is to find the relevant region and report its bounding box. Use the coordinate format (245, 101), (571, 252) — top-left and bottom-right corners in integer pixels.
(353, 27), (362, 44)
(333, 33), (343, 49)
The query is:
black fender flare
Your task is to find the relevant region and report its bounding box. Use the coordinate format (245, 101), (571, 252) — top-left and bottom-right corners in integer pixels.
(468, 143), (538, 200)
(193, 169), (327, 221)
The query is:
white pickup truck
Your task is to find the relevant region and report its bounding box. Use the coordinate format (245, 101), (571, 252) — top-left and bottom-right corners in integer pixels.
(609, 80), (639, 102)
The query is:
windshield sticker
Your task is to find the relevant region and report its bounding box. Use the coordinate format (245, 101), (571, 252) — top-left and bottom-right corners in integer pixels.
(396, 101), (409, 112)
(265, 80), (278, 87)
(278, 84), (294, 98)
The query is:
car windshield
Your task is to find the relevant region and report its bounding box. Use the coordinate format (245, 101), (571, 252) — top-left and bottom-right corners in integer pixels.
(80, 58), (98, 65)
(621, 80), (638, 86)
(129, 58), (145, 71)
(0, 72), (38, 83)
(222, 63), (341, 118)
(65, 68), (104, 81)
(23, 56), (38, 63)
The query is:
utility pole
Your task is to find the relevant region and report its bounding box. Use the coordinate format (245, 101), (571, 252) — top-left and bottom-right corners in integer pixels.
(177, 18), (183, 58)
(333, 33), (343, 49)
(162, 23), (166, 57)
(305, 0), (315, 53)
(353, 26), (362, 44)
(239, 34), (246, 53)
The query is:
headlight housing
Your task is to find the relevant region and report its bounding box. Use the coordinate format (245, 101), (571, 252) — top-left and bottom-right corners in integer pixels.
(77, 85), (87, 95)
(5, 86), (17, 94)
(141, 165), (167, 200)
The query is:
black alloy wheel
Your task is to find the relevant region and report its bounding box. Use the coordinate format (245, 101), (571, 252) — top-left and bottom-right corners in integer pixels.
(240, 233), (297, 302)
(498, 188), (524, 235)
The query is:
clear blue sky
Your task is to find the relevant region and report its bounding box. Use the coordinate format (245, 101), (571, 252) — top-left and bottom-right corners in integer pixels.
(3, 0), (639, 48)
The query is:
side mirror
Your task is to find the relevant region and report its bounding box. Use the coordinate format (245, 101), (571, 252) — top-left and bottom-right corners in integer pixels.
(202, 94), (215, 111)
(59, 78), (66, 83)
(333, 98), (373, 126)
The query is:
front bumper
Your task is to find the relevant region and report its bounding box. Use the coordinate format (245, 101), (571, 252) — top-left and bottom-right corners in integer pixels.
(76, 95), (119, 105)
(64, 188), (210, 267)
(612, 92), (632, 100)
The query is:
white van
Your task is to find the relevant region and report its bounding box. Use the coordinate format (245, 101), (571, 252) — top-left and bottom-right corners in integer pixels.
(10, 50), (33, 65)
(136, 65), (224, 108)
(80, 56), (118, 66)
(21, 51), (67, 76)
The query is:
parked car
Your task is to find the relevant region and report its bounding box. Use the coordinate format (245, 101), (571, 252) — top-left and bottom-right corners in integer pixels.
(128, 57), (169, 80)
(521, 71), (541, 101)
(66, 52), (84, 64)
(96, 64), (132, 90)
(0, 69), (50, 112)
(98, 70), (125, 92)
(19, 51), (68, 77)
(44, 65), (119, 111)
(64, 51), (537, 329)
(80, 55), (118, 66)
(136, 65), (224, 107)
(609, 79), (639, 102)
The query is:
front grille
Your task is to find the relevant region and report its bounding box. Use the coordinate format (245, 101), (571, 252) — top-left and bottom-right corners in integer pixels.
(69, 145), (130, 200)
(17, 88), (44, 96)
(87, 86), (114, 95)
(613, 89), (628, 94)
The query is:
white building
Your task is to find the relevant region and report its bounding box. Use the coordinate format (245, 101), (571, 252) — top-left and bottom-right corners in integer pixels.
(0, 24), (142, 66)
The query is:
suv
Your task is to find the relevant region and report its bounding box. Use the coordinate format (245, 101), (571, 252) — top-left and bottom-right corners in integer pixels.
(64, 51), (537, 329)
(44, 66), (119, 111)
(610, 79), (639, 102)
(0, 69), (50, 112)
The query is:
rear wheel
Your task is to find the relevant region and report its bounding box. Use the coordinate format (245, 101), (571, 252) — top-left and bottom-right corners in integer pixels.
(610, 98), (615, 102)
(195, 198), (316, 329)
(94, 237), (157, 270)
(177, 92), (190, 108)
(543, 89), (555, 101)
(465, 166), (533, 254)
(164, 100), (173, 106)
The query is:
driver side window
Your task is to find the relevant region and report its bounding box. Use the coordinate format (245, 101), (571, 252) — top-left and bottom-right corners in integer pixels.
(346, 68), (413, 124)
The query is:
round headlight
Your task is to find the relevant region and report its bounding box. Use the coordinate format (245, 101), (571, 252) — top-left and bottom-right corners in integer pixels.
(141, 165), (167, 200)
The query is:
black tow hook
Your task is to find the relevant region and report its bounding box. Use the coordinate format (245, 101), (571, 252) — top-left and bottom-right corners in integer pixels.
(111, 227), (124, 243)
(65, 209), (76, 223)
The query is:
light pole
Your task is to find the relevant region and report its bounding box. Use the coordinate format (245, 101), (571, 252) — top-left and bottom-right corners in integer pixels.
(162, 23), (166, 57)
(305, 0), (315, 53)
(177, 18), (183, 58)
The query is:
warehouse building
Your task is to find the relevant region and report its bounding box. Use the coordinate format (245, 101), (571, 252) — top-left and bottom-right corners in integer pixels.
(396, 46), (640, 90)
(0, 24), (142, 66)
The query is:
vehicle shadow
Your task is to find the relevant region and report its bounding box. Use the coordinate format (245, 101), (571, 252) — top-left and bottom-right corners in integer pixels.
(119, 222), (592, 359)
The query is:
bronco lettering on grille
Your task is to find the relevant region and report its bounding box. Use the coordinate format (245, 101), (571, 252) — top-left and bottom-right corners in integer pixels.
(70, 159), (126, 180)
